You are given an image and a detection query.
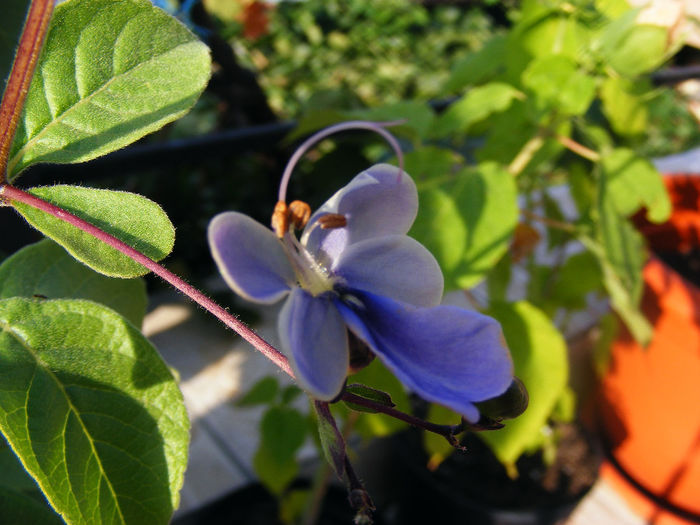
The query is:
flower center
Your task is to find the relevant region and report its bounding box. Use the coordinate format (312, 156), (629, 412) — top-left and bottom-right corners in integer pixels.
(281, 231), (336, 296)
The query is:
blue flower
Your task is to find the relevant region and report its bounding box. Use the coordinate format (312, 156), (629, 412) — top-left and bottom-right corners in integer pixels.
(208, 164), (513, 422)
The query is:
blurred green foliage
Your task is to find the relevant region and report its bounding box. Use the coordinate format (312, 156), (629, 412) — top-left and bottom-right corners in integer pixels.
(234, 0), (497, 116)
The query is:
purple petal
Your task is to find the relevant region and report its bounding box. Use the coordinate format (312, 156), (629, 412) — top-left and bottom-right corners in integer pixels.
(302, 164), (418, 265)
(336, 291), (513, 422)
(279, 288), (348, 400)
(208, 212), (294, 304)
(333, 235), (444, 307)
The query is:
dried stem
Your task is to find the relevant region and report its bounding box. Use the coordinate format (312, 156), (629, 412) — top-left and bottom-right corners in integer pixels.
(0, 0), (54, 179)
(0, 183), (294, 378)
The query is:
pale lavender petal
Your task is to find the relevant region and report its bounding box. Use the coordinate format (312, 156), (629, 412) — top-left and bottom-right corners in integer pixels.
(279, 289), (348, 400)
(336, 291), (513, 422)
(302, 164), (418, 265)
(333, 235), (444, 307)
(208, 212), (294, 304)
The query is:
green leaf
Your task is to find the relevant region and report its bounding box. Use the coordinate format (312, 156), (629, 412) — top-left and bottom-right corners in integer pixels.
(235, 376), (279, 407)
(584, 192), (652, 345)
(432, 82), (522, 138)
(521, 55), (595, 116)
(314, 402), (345, 480)
(411, 162), (518, 290)
(0, 297), (189, 525)
(550, 251), (604, 310)
(422, 403), (460, 468)
(7, 0), (211, 179)
(348, 359), (409, 438)
(480, 301), (569, 466)
(600, 76), (649, 136)
(0, 239), (147, 326)
(344, 384), (395, 414)
(280, 385), (303, 405)
(598, 11), (670, 77)
(12, 185), (175, 278)
(442, 34), (507, 93)
(601, 148), (671, 223)
(0, 0), (30, 88)
(506, 10), (590, 81)
(350, 100), (435, 141)
(402, 147), (461, 183)
(254, 406), (307, 494)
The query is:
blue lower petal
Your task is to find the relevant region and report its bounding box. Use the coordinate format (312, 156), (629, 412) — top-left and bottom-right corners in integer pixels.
(279, 289), (349, 400)
(336, 291), (513, 422)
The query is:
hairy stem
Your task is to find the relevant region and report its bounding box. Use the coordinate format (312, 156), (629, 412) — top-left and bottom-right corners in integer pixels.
(0, 183), (294, 377)
(0, 184), (478, 439)
(0, 0), (54, 179)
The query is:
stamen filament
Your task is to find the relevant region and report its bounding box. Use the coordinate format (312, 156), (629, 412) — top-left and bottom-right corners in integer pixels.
(277, 120), (405, 203)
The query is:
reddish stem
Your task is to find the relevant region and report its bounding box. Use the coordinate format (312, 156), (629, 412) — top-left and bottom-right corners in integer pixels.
(340, 391), (462, 439)
(0, 0), (54, 180)
(1, 184), (471, 441)
(0, 183), (294, 378)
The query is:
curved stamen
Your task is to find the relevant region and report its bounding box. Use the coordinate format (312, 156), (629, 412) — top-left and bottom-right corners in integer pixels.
(278, 120), (405, 203)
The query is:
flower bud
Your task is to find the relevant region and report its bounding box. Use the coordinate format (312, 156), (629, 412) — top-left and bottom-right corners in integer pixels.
(474, 377), (528, 423)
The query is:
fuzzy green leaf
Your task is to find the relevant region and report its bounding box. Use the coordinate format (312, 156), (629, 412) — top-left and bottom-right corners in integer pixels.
(0, 239), (147, 326)
(7, 0), (211, 179)
(12, 185), (175, 278)
(0, 297), (190, 525)
(480, 301), (569, 467)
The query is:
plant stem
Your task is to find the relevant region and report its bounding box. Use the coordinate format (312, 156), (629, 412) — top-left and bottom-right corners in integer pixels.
(507, 132), (546, 176)
(340, 391), (462, 441)
(0, 184), (489, 439)
(521, 208), (577, 232)
(556, 135), (600, 162)
(0, 0), (54, 180)
(0, 183), (294, 378)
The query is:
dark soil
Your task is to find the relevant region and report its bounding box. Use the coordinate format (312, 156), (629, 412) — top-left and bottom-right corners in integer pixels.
(435, 423), (600, 509)
(377, 423), (601, 525)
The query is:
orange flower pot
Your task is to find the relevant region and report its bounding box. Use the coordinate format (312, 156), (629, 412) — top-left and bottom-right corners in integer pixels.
(599, 174), (700, 525)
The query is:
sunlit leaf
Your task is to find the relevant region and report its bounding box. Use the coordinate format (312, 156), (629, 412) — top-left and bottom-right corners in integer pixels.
(7, 0), (211, 179)
(601, 148), (671, 223)
(0, 239), (147, 326)
(600, 76), (649, 136)
(480, 301), (569, 467)
(432, 82), (522, 138)
(522, 55), (595, 116)
(0, 297), (189, 524)
(12, 185), (175, 278)
(411, 162), (518, 290)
